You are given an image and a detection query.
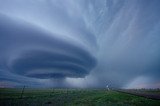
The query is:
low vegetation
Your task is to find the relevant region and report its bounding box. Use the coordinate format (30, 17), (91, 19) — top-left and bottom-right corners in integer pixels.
(0, 88), (160, 106)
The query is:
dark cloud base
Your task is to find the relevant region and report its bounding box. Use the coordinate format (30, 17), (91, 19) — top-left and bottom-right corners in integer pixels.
(11, 50), (96, 78)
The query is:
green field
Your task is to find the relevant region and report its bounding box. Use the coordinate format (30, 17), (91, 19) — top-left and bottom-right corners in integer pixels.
(0, 88), (160, 106)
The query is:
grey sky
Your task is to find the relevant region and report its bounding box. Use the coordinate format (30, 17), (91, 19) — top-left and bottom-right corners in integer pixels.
(0, 0), (160, 88)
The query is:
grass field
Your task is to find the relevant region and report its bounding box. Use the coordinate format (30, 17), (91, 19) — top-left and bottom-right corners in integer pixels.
(0, 88), (160, 106)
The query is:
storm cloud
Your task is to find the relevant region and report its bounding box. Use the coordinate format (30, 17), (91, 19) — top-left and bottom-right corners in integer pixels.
(0, 0), (160, 88)
(0, 12), (96, 78)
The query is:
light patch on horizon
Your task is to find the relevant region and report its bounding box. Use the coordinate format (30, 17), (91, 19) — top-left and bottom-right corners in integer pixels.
(124, 76), (160, 89)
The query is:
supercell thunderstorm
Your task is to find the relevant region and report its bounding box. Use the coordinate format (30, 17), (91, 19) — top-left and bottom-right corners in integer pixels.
(0, 0), (160, 88)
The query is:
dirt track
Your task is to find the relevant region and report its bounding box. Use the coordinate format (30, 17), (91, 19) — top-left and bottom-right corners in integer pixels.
(115, 90), (160, 100)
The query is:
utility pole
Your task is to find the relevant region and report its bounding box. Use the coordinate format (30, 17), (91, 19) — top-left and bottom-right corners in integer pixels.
(20, 85), (25, 99)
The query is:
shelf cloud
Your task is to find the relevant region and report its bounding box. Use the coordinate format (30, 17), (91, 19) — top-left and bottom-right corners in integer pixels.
(0, 13), (96, 79)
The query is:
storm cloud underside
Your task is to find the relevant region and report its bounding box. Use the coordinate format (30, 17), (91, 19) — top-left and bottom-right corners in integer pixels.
(0, 0), (160, 88)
